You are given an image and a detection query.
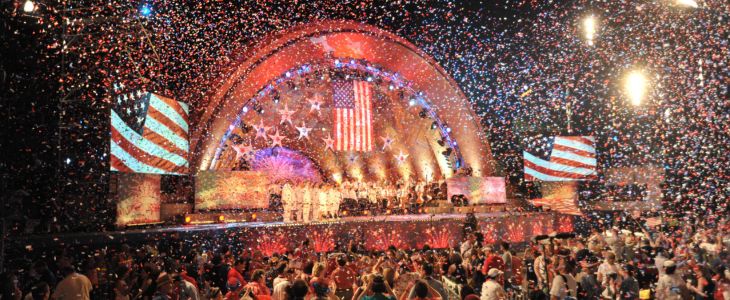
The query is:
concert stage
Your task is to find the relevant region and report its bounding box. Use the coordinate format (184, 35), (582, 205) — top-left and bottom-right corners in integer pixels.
(15, 212), (574, 255)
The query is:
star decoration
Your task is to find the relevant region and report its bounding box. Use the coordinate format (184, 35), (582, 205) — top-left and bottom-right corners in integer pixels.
(296, 122), (312, 140)
(347, 153), (359, 164)
(232, 143), (255, 160)
(395, 151), (409, 164)
(308, 94), (323, 114)
(323, 134), (335, 152)
(269, 130), (285, 147)
(278, 104), (295, 126)
(253, 120), (271, 141)
(380, 136), (394, 151)
(309, 36), (335, 53)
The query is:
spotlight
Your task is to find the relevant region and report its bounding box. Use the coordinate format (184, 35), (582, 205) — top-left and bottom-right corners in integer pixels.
(218, 215), (226, 223)
(408, 99), (416, 106)
(446, 127), (452, 133)
(431, 121), (438, 130)
(273, 93), (280, 104)
(242, 106), (249, 113)
(251, 213), (257, 221)
(23, 0), (35, 13)
(583, 15), (597, 45)
(139, 4), (152, 17)
(184, 216), (191, 224)
(624, 70), (648, 106)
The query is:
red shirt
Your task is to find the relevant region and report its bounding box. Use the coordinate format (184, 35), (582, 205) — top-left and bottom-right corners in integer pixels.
(482, 254), (505, 275)
(330, 266), (357, 290)
(228, 268), (246, 287)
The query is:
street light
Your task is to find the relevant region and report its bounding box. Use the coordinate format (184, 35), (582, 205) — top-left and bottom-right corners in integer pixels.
(583, 15), (597, 46)
(676, 0), (698, 8)
(624, 70), (648, 106)
(23, 0), (35, 13)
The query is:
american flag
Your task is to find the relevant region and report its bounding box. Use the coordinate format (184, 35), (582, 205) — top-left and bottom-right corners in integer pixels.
(523, 136), (597, 181)
(332, 80), (373, 151)
(110, 84), (189, 174)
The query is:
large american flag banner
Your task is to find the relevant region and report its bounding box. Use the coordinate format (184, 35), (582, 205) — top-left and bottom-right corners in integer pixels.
(110, 85), (189, 175)
(523, 136), (597, 181)
(332, 80), (373, 151)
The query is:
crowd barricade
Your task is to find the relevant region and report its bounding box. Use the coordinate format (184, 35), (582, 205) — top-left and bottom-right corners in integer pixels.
(441, 276), (462, 300)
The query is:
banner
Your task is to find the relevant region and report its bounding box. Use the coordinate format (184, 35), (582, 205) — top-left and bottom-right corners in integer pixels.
(116, 173), (162, 226)
(195, 171), (270, 210)
(446, 176), (506, 204)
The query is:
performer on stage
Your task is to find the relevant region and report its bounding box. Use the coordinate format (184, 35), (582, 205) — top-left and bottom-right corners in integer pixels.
(302, 183), (312, 223)
(282, 183), (293, 222)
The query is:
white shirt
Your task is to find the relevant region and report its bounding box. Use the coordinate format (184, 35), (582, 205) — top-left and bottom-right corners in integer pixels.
(272, 279), (291, 300)
(480, 279), (506, 300)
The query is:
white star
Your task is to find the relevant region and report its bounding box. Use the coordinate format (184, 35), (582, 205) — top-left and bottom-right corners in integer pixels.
(380, 136), (394, 151)
(308, 94), (323, 114)
(296, 122), (312, 140)
(253, 120), (271, 141)
(395, 151), (409, 164)
(232, 143), (255, 160)
(309, 36), (335, 53)
(278, 104), (295, 126)
(269, 130), (285, 147)
(323, 134), (335, 152)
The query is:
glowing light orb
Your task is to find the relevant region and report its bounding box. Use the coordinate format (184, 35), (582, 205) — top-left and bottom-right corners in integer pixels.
(23, 0), (35, 12)
(624, 70), (648, 106)
(583, 15), (597, 45)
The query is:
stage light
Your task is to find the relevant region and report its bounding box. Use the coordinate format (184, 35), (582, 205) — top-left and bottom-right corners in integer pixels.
(23, 0), (35, 13)
(389, 84), (394, 91)
(184, 216), (191, 224)
(583, 15), (597, 45)
(408, 99), (416, 106)
(218, 215), (225, 222)
(431, 122), (438, 130)
(242, 106), (249, 113)
(624, 70), (648, 106)
(273, 94), (280, 104)
(676, 0), (698, 8)
(251, 213), (257, 221)
(139, 4), (152, 17)
(446, 127), (452, 133)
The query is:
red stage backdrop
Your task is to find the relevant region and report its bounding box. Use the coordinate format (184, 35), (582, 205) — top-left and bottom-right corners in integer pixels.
(447, 176), (507, 204)
(195, 171), (270, 210)
(226, 212), (570, 256)
(116, 173), (162, 226)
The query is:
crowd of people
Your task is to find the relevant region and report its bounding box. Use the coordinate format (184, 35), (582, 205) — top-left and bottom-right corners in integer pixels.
(275, 180), (449, 222)
(2, 214), (729, 300)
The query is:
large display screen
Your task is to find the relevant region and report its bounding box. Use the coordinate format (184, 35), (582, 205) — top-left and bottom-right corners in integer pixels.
(116, 173), (161, 226)
(446, 176), (507, 204)
(110, 91), (189, 175)
(195, 171), (270, 210)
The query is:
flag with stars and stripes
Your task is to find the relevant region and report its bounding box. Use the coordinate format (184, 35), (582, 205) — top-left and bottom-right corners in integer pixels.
(523, 136), (597, 181)
(110, 84), (189, 175)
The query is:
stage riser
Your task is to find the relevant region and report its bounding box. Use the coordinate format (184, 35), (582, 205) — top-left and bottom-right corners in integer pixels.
(10, 213), (574, 254)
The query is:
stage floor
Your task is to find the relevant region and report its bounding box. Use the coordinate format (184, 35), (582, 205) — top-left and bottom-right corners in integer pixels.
(13, 212), (575, 253)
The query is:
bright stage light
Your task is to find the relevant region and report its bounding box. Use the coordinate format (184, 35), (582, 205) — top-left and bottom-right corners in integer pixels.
(676, 0), (698, 8)
(583, 15), (597, 45)
(23, 0), (35, 12)
(624, 70), (648, 106)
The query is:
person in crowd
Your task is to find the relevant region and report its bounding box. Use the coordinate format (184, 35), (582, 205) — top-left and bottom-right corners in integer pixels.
(272, 267), (294, 300)
(618, 265), (639, 300)
(25, 282), (50, 300)
(655, 260), (689, 300)
(51, 266), (93, 300)
(152, 273), (174, 300)
(112, 279), (130, 300)
(419, 263), (447, 300)
(245, 269), (272, 298)
(481, 268), (507, 300)
(500, 243), (513, 284)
